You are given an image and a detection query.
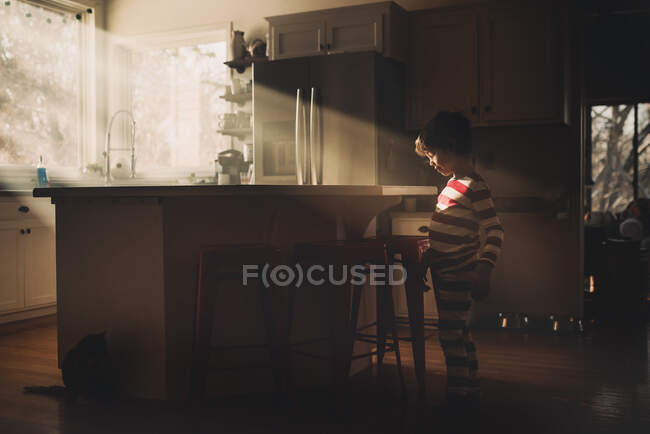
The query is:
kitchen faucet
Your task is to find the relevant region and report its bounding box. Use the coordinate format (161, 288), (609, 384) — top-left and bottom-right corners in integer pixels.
(104, 110), (136, 184)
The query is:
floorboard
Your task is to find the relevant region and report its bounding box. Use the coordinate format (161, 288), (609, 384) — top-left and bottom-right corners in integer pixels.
(0, 318), (648, 434)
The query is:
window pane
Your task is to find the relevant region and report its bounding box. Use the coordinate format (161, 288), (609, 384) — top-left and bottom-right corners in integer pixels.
(0, 1), (80, 166)
(130, 41), (230, 171)
(638, 103), (650, 199)
(590, 104), (635, 213)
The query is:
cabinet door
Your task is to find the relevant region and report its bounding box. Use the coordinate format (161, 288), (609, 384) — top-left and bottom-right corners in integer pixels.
(479, 4), (566, 124)
(0, 221), (23, 313)
(408, 11), (479, 130)
(271, 20), (326, 60)
(326, 13), (383, 54)
(24, 222), (56, 307)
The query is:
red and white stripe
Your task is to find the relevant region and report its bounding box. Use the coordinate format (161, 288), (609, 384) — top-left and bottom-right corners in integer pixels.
(428, 172), (504, 279)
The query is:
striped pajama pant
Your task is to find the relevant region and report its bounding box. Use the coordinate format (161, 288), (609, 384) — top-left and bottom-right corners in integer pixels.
(432, 276), (480, 398)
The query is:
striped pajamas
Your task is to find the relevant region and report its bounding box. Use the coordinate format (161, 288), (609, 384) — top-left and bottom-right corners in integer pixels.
(426, 172), (504, 398)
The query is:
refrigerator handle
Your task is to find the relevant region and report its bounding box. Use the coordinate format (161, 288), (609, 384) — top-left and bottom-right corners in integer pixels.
(309, 87), (321, 185)
(302, 101), (310, 183)
(295, 88), (304, 185)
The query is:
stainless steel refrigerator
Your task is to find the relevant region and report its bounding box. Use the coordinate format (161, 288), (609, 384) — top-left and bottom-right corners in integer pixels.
(252, 52), (414, 185)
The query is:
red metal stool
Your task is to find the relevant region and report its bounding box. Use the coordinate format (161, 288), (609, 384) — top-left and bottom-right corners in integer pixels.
(289, 240), (406, 396)
(380, 235), (431, 398)
(191, 244), (288, 400)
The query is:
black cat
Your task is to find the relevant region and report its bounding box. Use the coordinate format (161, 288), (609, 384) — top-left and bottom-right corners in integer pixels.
(24, 331), (118, 403)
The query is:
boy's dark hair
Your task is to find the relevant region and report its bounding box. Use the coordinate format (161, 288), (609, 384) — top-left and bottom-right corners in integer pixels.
(414, 111), (472, 157)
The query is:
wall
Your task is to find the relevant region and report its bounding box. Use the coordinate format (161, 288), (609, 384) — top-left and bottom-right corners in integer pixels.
(105, 0), (485, 38)
(473, 124), (581, 319)
(583, 6), (650, 101)
(104, 0), (583, 320)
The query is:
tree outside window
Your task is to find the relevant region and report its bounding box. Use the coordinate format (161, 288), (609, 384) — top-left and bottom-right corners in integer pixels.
(589, 103), (650, 213)
(0, 0), (82, 168)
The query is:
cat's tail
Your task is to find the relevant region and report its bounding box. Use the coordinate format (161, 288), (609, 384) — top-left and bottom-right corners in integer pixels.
(23, 385), (66, 396)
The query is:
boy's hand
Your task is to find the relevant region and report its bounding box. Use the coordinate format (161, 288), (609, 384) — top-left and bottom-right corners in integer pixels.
(471, 262), (493, 300)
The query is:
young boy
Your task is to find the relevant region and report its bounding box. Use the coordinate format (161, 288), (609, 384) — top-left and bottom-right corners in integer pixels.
(415, 111), (504, 406)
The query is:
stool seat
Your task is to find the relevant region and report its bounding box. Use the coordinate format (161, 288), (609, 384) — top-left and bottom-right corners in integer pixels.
(191, 244), (287, 400)
(290, 239), (405, 396)
(294, 239), (388, 264)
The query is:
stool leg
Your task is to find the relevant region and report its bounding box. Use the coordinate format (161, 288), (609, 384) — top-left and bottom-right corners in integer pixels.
(191, 270), (221, 401)
(376, 284), (387, 380)
(404, 272), (426, 398)
(385, 284), (407, 398)
(259, 283), (283, 394)
(327, 283), (340, 389)
(286, 284), (297, 394)
(344, 284), (364, 379)
(328, 278), (353, 391)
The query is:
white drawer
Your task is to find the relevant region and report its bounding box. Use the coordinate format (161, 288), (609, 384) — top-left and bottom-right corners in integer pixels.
(390, 212), (431, 236)
(0, 197), (54, 223)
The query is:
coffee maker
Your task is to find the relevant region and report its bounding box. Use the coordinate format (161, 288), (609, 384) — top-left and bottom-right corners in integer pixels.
(216, 149), (250, 185)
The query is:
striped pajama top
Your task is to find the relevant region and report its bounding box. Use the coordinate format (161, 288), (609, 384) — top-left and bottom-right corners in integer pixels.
(427, 172), (504, 280)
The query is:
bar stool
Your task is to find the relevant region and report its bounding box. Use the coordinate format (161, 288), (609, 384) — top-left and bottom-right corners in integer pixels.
(289, 239), (406, 396)
(379, 235), (432, 398)
(191, 244), (288, 400)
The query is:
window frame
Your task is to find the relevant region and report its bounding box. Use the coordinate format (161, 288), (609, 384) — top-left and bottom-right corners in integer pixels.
(0, 0), (96, 183)
(108, 22), (232, 181)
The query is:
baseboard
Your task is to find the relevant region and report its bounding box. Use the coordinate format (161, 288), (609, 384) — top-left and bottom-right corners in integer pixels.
(0, 305), (57, 328)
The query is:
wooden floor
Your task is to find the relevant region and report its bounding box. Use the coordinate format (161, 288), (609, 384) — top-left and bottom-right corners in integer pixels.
(1, 316), (649, 434)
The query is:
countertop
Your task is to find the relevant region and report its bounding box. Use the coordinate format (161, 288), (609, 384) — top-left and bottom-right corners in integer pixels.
(0, 189), (35, 197)
(33, 184), (437, 199)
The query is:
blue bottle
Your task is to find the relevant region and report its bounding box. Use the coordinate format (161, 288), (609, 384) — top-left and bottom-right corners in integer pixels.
(37, 155), (48, 187)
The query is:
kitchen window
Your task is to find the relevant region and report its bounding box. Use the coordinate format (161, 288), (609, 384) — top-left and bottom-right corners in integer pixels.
(0, 0), (95, 175)
(111, 24), (231, 178)
(587, 103), (650, 213)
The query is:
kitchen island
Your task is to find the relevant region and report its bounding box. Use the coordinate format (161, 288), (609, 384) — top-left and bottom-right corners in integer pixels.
(34, 184), (435, 400)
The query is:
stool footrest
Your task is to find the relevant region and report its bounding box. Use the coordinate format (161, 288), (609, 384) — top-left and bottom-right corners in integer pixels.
(356, 333), (397, 342)
(291, 336), (330, 347)
(356, 322), (377, 331)
(208, 363), (274, 371)
(209, 343), (271, 351)
(350, 348), (393, 360)
(293, 349), (331, 360)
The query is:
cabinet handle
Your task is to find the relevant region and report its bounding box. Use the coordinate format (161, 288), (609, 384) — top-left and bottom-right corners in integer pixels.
(484, 105), (492, 112)
(326, 43), (331, 50)
(319, 43), (324, 51)
(471, 106), (478, 115)
(417, 226), (429, 233)
(20, 229), (25, 234)
(18, 205), (30, 213)
(26, 228), (31, 234)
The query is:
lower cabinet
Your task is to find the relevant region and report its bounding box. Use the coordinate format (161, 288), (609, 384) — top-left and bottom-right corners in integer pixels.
(24, 222), (56, 307)
(0, 221), (23, 313)
(0, 197), (56, 323)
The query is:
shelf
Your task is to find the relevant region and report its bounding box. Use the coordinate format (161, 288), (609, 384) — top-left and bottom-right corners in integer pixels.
(219, 92), (252, 106)
(224, 56), (268, 73)
(217, 128), (251, 138)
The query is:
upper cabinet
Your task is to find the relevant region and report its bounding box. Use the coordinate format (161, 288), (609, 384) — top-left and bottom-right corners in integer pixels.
(408, 1), (569, 129)
(271, 20), (326, 60)
(267, 2), (407, 62)
(409, 11), (480, 128)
